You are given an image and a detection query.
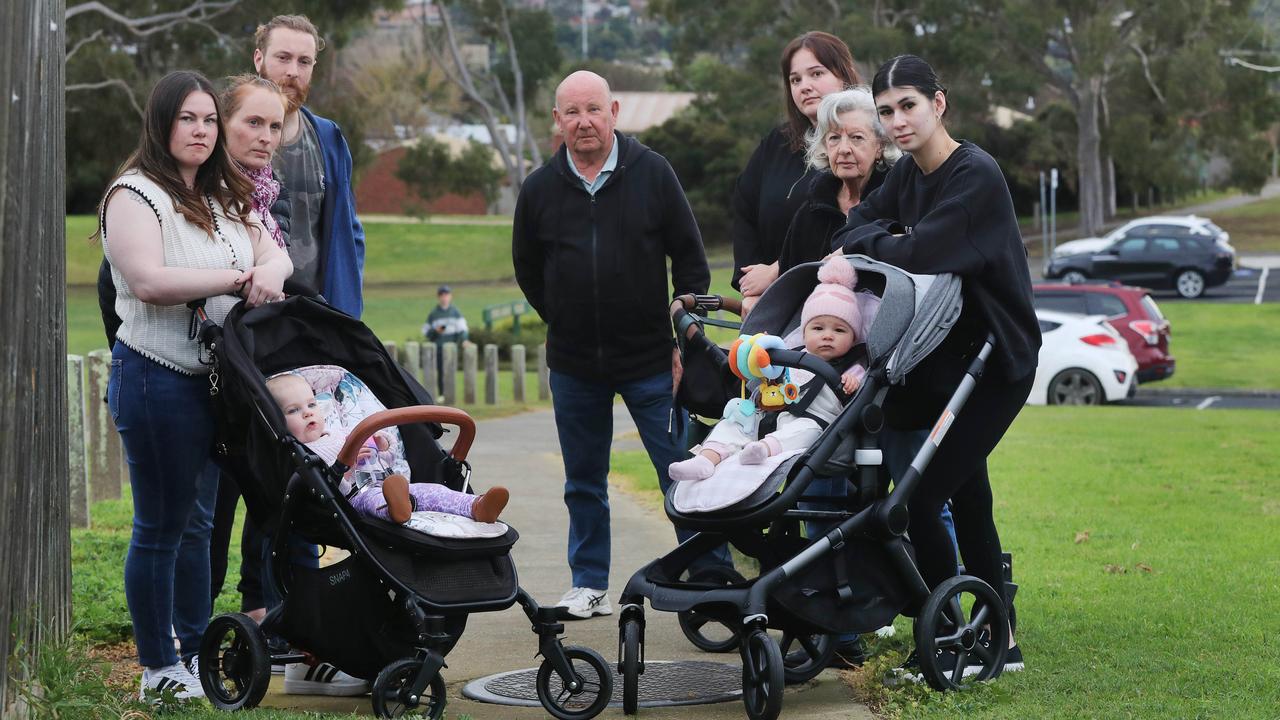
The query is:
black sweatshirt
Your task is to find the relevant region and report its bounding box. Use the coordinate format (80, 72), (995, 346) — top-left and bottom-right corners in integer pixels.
(776, 167), (886, 274)
(512, 132), (709, 383)
(729, 126), (813, 291)
(832, 142), (1040, 380)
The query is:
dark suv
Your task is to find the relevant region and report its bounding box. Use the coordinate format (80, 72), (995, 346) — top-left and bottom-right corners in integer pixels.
(1032, 283), (1175, 383)
(1043, 231), (1234, 298)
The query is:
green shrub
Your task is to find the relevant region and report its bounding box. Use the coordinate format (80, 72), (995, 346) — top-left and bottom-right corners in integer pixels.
(467, 317), (547, 361)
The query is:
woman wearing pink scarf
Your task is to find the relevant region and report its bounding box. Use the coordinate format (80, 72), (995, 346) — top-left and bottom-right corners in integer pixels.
(209, 74), (290, 626)
(220, 75), (288, 248)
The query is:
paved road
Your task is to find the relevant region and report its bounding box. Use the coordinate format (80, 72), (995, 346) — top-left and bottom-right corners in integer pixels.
(1121, 388), (1280, 411)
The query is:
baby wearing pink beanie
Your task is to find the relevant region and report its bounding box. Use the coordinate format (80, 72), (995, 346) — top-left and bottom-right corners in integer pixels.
(670, 257), (868, 482)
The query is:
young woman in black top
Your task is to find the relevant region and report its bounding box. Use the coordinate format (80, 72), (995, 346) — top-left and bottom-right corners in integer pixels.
(731, 31), (861, 314)
(832, 55), (1040, 670)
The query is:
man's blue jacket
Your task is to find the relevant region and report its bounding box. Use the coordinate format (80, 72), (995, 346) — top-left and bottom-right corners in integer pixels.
(301, 107), (365, 318)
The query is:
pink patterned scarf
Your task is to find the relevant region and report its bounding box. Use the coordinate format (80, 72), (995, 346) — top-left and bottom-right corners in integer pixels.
(236, 161), (285, 248)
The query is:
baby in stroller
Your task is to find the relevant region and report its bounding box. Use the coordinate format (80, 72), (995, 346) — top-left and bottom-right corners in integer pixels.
(669, 257), (876, 482)
(266, 372), (510, 524)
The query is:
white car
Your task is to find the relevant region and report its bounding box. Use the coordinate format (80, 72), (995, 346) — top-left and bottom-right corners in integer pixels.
(1029, 309), (1138, 406)
(1051, 214), (1234, 259)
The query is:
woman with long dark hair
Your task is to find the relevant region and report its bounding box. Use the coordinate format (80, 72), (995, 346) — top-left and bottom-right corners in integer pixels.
(832, 55), (1040, 673)
(99, 70), (292, 701)
(731, 31), (876, 314)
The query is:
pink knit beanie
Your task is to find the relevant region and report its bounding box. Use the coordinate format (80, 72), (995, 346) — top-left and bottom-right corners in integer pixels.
(801, 257), (861, 334)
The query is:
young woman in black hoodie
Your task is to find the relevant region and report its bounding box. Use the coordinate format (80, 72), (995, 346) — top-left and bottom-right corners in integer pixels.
(831, 55), (1040, 671)
(731, 31), (862, 313)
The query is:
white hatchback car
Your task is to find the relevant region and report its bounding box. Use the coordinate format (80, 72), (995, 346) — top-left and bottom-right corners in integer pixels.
(1029, 309), (1138, 405)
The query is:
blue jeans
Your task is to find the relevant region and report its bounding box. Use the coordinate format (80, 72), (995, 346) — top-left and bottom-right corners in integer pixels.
(110, 343), (218, 668)
(882, 428), (958, 551)
(550, 370), (732, 590)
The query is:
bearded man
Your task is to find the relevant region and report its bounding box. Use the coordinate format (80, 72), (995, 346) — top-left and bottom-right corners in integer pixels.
(254, 14), (366, 318)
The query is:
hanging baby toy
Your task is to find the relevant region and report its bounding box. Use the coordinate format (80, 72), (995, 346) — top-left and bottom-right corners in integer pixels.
(726, 333), (801, 433)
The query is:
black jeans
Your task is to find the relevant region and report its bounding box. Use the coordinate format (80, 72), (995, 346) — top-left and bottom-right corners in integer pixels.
(905, 371), (1034, 608)
(209, 473), (267, 611)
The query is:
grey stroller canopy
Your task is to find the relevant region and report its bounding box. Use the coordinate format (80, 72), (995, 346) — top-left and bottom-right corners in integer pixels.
(740, 254), (962, 384)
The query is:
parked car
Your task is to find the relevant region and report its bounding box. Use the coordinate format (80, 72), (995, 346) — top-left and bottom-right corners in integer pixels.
(1029, 309), (1138, 406)
(1043, 229), (1235, 299)
(1032, 282), (1175, 383)
(1051, 214), (1235, 259)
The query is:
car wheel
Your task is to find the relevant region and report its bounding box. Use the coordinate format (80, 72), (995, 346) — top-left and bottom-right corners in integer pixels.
(1061, 270), (1088, 285)
(1047, 368), (1104, 405)
(1174, 269), (1205, 299)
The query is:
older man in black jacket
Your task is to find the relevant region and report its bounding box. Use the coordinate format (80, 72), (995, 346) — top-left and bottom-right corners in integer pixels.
(513, 70), (730, 620)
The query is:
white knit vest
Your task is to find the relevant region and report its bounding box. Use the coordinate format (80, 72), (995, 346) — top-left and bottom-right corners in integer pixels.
(101, 171), (254, 375)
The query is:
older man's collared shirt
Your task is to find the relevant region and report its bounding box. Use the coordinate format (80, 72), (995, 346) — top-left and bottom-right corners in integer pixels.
(566, 135), (619, 196)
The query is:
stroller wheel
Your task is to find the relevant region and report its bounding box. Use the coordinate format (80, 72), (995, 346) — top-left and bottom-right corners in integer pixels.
(740, 629), (784, 720)
(913, 575), (1010, 691)
(677, 566), (747, 653)
(620, 620), (642, 715)
(778, 630), (836, 684)
(536, 645), (613, 720)
(371, 657), (446, 720)
(199, 613), (271, 711)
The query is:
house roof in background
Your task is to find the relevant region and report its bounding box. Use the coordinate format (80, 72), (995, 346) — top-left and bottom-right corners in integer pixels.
(613, 91), (696, 133)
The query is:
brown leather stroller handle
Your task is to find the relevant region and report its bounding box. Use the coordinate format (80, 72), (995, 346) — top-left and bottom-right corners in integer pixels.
(336, 406), (477, 467)
(669, 294), (743, 318)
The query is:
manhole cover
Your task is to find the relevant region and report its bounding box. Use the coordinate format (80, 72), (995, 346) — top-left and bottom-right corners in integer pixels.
(462, 660), (741, 708)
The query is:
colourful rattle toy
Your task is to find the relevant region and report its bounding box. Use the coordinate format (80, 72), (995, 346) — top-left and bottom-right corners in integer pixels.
(727, 333), (801, 412)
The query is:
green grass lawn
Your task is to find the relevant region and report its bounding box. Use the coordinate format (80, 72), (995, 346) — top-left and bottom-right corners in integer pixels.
(1210, 194), (1280, 254)
(610, 405), (1280, 719)
(1157, 303), (1280, 390)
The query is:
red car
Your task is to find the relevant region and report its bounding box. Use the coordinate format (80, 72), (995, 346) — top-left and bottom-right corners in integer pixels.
(1032, 282), (1175, 383)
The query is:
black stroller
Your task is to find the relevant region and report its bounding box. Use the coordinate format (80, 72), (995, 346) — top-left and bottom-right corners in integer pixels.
(617, 256), (1016, 720)
(191, 295), (612, 720)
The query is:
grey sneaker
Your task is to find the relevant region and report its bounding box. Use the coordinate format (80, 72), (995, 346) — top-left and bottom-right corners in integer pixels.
(555, 587), (612, 620)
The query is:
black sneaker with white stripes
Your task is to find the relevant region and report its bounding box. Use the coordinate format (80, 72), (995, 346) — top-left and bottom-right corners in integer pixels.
(283, 661), (370, 696)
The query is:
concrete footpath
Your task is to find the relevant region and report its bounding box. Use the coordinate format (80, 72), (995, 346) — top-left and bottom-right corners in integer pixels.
(259, 405), (874, 719)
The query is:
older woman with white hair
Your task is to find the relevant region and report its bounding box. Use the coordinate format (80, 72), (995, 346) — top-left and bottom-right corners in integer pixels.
(776, 87), (899, 273)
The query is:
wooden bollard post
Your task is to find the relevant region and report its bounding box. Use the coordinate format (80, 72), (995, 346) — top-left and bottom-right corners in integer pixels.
(483, 344), (499, 405)
(441, 342), (458, 405)
(537, 344), (550, 400)
(404, 341), (422, 384)
(463, 343), (478, 405)
(67, 356), (89, 528)
(85, 350), (123, 502)
(384, 341), (398, 364)
(511, 345), (526, 403)
(422, 343), (438, 400)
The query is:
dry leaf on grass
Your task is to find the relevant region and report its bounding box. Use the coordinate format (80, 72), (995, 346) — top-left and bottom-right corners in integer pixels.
(1074, 531), (1090, 544)
(1136, 562), (1154, 573)
(1104, 564), (1127, 574)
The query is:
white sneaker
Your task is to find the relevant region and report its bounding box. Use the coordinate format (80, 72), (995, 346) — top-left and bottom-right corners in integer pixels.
(555, 587), (612, 620)
(283, 661), (370, 696)
(183, 654), (200, 684)
(874, 625), (897, 638)
(140, 662), (205, 702)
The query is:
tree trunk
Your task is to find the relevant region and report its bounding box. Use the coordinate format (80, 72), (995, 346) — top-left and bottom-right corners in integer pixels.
(1, 0), (70, 710)
(1074, 77), (1106, 236)
(1104, 153), (1117, 218)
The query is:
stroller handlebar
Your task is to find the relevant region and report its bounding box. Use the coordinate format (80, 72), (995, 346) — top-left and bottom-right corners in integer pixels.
(336, 406), (476, 466)
(670, 294), (743, 319)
